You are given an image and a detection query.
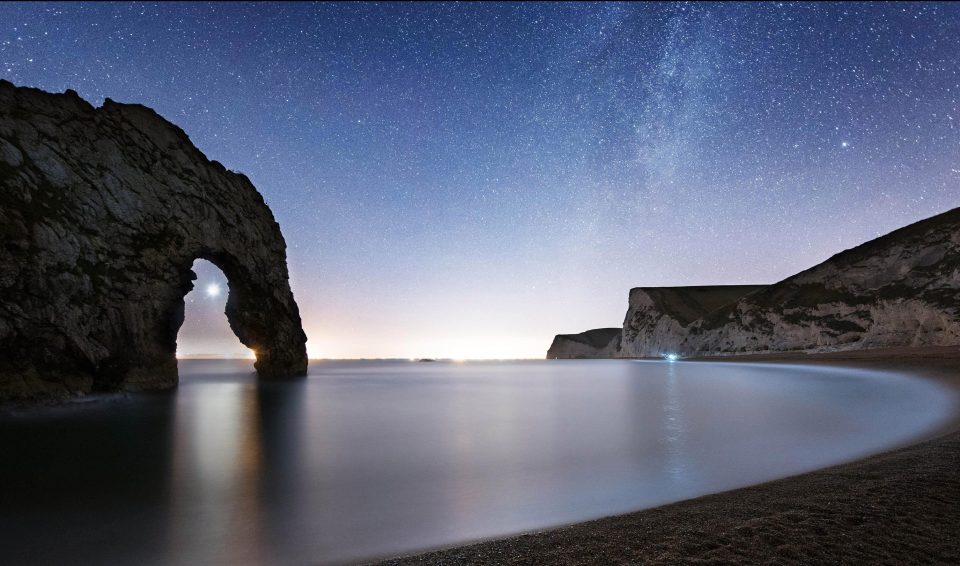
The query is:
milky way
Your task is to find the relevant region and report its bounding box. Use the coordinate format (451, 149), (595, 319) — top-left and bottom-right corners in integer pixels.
(2, 3), (958, 358)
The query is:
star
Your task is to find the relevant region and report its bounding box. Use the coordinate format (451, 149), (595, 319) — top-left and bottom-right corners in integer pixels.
(205, 283), (221, 298)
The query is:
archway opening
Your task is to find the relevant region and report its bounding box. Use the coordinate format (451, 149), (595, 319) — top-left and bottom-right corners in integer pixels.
(176, 259), (257, 362)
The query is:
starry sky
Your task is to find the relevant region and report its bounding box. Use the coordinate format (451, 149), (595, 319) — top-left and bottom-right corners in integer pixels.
(2, 2), (958, 359)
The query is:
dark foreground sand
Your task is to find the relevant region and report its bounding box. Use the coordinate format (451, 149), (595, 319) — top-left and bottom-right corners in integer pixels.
(377, 347), (960, 565)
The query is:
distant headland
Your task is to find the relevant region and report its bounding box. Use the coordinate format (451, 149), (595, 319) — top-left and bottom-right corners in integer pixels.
(549, 206), (960, 359)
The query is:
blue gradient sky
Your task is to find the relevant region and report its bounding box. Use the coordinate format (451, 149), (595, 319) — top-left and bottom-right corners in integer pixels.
(2, 2), (958, 358)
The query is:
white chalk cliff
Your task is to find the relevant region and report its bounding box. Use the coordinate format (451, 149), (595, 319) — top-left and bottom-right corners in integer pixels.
(548, 207), (960, 358)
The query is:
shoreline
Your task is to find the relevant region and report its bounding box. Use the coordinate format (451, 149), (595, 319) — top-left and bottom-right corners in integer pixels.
(375, 347), (960, 565)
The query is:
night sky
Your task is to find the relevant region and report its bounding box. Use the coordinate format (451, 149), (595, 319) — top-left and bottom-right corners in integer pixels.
(2, 2), (958, 359)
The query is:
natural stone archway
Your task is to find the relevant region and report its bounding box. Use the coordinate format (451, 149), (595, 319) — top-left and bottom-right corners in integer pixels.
(0, 81), (307, 401)
(169, 251), (307, 379)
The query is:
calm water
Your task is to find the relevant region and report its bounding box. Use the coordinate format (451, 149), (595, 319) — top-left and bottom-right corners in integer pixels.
(0, 360), (954, 565)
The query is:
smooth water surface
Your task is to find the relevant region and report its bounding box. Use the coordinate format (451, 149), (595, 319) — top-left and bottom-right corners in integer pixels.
(0, 360), (954, 564)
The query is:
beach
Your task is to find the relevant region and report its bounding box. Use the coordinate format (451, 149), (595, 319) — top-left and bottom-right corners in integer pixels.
(378, 347), (960, 565)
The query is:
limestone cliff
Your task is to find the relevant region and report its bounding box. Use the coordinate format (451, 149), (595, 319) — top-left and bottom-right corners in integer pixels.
(619, 286), (766, 357)
(682, 207), (960, 355)
(547, 328), (621, 359)
(549, 206), (960, 358)
(0, 81), (308, 401)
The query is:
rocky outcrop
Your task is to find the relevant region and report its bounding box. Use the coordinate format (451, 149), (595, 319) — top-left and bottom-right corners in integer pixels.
(0, 81), (308, 401)
(547, 328), (622, 359)
(619, 286), (766, 357)
(549, 206), (960, 359)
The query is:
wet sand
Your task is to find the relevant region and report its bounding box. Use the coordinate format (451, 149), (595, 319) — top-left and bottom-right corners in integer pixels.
(377, 347), (960, 565)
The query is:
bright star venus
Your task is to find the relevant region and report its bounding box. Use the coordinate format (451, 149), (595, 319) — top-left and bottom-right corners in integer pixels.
(205, 283), (221, 298)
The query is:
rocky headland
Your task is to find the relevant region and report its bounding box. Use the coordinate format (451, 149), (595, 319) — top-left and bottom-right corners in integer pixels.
(0, 81), (308, 401)
(546, 327), (622, 359)
(549, 207), (960, 358)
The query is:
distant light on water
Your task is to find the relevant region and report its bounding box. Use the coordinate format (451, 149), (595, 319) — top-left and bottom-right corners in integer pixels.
(664, 353), (680, 362)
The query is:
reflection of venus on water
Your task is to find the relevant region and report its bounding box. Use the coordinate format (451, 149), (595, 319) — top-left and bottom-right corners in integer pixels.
(167, 382), (265, 565)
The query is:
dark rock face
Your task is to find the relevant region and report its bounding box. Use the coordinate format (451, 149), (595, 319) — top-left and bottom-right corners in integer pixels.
(547, 328), (621, 359)
(549, 207), (960, 358)
(0, 81), (308, 401)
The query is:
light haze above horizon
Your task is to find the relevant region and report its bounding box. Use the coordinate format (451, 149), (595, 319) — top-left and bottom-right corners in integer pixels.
(2, 2), (958, 359)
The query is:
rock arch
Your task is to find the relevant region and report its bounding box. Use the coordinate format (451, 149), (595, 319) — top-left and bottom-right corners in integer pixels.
(169, 251), (307, 377)
(0, 81), (307, 400)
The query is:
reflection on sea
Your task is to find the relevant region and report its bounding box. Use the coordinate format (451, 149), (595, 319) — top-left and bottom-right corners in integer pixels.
(0, 359), (954, 565)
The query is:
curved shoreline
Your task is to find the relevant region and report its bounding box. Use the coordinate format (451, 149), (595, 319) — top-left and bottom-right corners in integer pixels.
(375, 347), (960, 565)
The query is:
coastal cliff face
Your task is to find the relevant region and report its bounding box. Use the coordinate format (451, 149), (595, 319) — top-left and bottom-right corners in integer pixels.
(683, 207), (960, 355)
(549, 206), (960, 359)
(0, 81), (308, 401)
(619, 286), (766, 357)
(547, 328), (621, 359)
